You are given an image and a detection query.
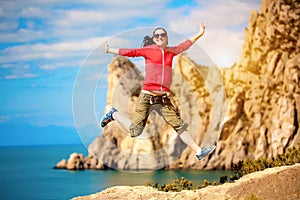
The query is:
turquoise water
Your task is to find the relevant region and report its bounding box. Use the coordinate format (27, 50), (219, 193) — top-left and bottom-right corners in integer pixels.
(0, 145), (233, 200)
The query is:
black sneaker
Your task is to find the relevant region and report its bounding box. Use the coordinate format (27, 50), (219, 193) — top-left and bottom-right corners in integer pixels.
(196, 144), (216, 160)
(100, 107), (117, 127)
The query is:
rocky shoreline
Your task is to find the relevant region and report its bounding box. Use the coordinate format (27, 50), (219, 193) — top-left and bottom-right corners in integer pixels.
(72, 164), (300, 200)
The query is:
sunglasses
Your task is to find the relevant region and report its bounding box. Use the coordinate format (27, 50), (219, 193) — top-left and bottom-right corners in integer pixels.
(153, 33), (167, 38)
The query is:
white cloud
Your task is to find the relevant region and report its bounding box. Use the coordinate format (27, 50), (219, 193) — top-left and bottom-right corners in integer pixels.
(162, 0), (261, 67)
(0, 115), (10, 123)
(4, 73), (38, 80)
(1, 29), (45, 43)
(0, 63), (38, 80)
(0, 0), (169, 46)
(53, 10), (108, 28)
(20, 6), (49, 18)
(0, 37), (105, 63)
(0, 0), (262, 78)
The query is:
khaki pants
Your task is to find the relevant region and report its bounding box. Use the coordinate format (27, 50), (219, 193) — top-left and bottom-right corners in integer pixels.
(129, 92), (188, 137)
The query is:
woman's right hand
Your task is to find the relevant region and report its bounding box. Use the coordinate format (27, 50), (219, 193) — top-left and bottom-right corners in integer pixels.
(104, 41), (109, 53)
(104, 41), (119, 55)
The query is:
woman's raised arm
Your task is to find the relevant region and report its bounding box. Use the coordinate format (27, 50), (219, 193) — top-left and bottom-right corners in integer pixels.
(189, 22), (205, 43)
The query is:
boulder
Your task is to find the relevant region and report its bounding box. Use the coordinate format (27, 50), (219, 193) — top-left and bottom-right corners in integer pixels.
(54, 159), (67, 169)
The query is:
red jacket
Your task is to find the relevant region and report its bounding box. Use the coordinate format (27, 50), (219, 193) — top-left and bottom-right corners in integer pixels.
(119, 39), (193, 91)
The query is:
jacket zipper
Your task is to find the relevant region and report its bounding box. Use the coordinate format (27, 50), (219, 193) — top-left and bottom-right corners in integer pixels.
(160, 48), (165, 91)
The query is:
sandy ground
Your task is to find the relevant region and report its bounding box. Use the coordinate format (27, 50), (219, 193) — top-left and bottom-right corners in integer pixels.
(72, 164), (300, 200)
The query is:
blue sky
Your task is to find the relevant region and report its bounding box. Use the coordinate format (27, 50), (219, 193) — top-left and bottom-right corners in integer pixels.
(0, 0), (261, 146)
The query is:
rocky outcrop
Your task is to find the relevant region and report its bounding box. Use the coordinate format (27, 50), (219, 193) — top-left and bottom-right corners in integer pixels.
(72, 164), (300, 200)
(55, 0), (299, 170)
(54, 152), (104, 170)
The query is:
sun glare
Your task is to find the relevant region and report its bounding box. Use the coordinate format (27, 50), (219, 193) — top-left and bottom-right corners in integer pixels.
(217, 53), (235, 68)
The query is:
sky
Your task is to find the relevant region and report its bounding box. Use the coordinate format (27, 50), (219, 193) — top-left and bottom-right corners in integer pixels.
(0, 0), (261, 146)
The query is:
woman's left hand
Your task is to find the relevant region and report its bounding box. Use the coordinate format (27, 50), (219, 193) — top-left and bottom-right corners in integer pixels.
(199, 22), (205, 36)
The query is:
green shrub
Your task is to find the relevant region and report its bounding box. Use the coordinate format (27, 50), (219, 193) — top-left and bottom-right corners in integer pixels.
(229, 174), (239, 181)
(233, 145), (300, 177)
(247, 193), (261, 200)
(147, 177), (197, 192)
(148, 176), (226, 192)
(147, 145), (300, 192)
(219, 176), (227, 184)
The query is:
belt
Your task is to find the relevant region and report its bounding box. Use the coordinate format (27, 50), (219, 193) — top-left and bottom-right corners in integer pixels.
(141, 89), (167, 96)
(141, 91), (169, 105)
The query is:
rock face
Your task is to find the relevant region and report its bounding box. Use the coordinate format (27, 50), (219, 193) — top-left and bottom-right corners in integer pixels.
(55, 0), (299, 170)
(215, 0), (300, 169)
(72, 164), (300, 200)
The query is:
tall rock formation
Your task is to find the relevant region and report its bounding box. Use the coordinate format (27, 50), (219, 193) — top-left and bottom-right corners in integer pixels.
(217, 0), (300, 168)
(56, 0), (299, 170)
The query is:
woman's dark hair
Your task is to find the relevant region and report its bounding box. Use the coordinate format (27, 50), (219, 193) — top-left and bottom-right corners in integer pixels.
(142, 35), (155, 47)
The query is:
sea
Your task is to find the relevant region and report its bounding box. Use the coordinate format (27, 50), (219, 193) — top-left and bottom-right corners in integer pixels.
(0, 144), (233, 200)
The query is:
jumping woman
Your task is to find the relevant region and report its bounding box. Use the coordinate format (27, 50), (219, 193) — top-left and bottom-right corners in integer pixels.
(101, 22), (216, 160)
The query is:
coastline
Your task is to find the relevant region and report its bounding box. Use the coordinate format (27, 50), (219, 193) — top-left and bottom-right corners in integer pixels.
(72, 164), (300, 200)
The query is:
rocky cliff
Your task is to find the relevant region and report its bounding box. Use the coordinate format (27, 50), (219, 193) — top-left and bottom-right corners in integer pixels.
(215, 0), (300, 169)
(55, 0), (299, 170)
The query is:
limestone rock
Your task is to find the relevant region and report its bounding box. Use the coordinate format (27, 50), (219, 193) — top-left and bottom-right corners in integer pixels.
(72, 164), (300, 200)
(66, 153), (84, 170)
(54, 159), (67, 169)
(54, 152), (103, 170)
(84, 155), (105, 170)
